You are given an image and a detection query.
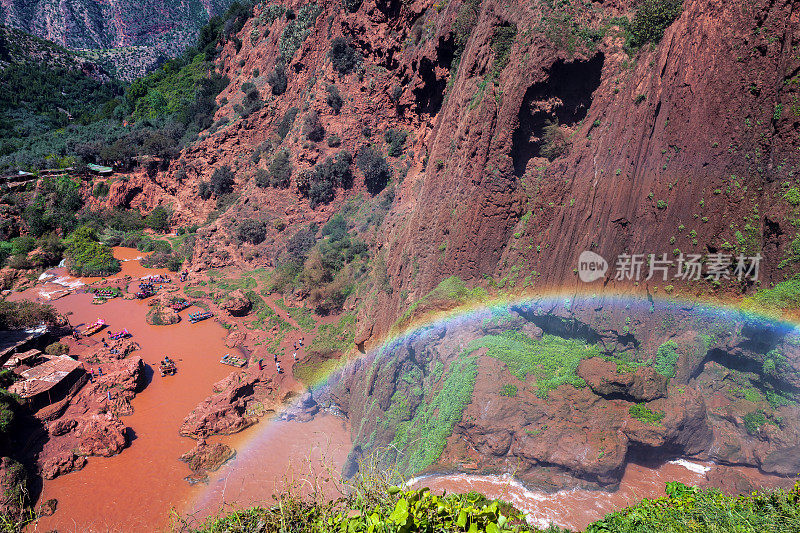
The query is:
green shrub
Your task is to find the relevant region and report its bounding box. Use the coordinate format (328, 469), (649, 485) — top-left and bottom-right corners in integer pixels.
(743, 410), (767, 435)
(491, 23), (517, 77)
(384, 129), (407, 157)
(327, 134), (341, 147)
(326, 84), (343, 113)
(278, 4), (322, 61)
(746, 276), (800, 310)
(45, 342), (69, 356)
(302, 110), (325, 142)
(0, 300), (57, 329)
(626, 0), (683, 50)
(297, 150), (353, 207)
(275, 107), (299, 139)
(653, 340), (680, 378)
(328, 37), (360, 75)
(63, 225), (121, 276)
(238, 219), (268, 245)
(258, 149), (293, 188)
(499, 383), (518, 397)
(145, 205), (171, 232)
(540, 120), (567, 160)
(267, 61), (288, 95)
(210, 165), (235, 195)
(629, 403), (665, 425)
(342, 0), (362, 13)
(357, 147), (392, 194)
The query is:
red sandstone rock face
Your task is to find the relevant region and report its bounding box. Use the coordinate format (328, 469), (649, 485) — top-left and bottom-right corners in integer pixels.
(577, 358), (668, 402)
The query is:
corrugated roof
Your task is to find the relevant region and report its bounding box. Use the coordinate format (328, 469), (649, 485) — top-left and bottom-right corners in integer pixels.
(9, 355), (84, 398)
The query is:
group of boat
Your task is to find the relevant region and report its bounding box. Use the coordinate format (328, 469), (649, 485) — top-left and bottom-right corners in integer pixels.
(108, 329), (130, 340)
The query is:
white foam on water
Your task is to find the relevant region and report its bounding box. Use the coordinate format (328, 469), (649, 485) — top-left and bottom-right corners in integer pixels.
(668, 459), (711, 475)
(38, 272), (54, 281)
(410, 473), (575, 529)
(52, 276), (84, 289)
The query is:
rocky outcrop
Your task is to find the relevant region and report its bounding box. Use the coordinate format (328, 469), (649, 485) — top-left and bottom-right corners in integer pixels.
(146, 304), (181, 326)
(180, 371), (270, 439)
(577, 358), (668, 402)
(221, 289), (252, 317)
(179, 441), (236, 484)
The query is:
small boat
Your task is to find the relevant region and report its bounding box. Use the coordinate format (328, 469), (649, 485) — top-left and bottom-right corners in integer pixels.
(93, 288), (119, 298)
(83, 318), (106, 336)
(220, 353), (247, 367)
(108, 329), (130, 340)
(169, 300), (191, 312)
(188, 311), (213, 324)
(159, 357), (177, 376)
(143, 275), (170, 284)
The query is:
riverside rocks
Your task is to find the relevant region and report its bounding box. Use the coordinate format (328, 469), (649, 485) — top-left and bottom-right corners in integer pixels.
(179, 441), (236, 484)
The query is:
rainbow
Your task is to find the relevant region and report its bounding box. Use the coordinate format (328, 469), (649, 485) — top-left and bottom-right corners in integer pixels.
(188, 289), (800, 515)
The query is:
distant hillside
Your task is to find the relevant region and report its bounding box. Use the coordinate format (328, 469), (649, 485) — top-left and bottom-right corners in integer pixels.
(0, 0), (237, 79)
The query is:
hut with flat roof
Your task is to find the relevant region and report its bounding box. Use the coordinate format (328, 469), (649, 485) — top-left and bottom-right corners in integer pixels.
(9, 355), (86, 411)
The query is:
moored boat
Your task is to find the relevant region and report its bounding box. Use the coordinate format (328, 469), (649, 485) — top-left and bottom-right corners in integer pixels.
(159, 357), (177, 376)
(83, 318), (106, 336)
(220, 353), (247, 367)
(108, 329), (130, 340)
(188, 311), (213, 323)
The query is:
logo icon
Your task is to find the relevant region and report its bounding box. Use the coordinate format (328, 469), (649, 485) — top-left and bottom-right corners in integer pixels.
(578, 251), (608, 282)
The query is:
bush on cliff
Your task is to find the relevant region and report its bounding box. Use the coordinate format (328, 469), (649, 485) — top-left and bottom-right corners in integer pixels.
(625, 0), (683, 51)
(267, 61), (288, 95)
(63, 225), (120, 277)
(210, 166), (235, 196)
(328, 37), (360, 75)
(357, 147), (392, 195)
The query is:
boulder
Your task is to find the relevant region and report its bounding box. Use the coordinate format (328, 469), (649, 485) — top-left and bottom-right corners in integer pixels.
(221, 289), (252, 317)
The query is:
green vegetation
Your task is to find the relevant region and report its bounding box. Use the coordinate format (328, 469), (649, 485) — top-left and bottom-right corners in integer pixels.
(384, 129), (408, 157)
(465, 331), (602, 398)
(743, 410), (767, 435)
(588, 481), (800, 533)
(396, 276), (487, 328)
(490, 23), (517, 78)
(0, 300), (57, 329)
(357, 146), (393, 195)
(653, 340), (679, 378)
(629, 403), (665, 425)
(275, 107), (299, 139)
(297, 150), (353, 208)
(63, 225), (121, 276)
(237, 219), (268, 245)
(187, 485), (531, 533)
(745, 276), (800, 310)
(274, 298), (316, 331)
(328, 37), (361, 75)
(391, 356), (478, 475)
(625, 0), (684, 51)
(499, 383), (518, 397)
(279, 4), (323, 62)
(308, 313), (356, 356)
